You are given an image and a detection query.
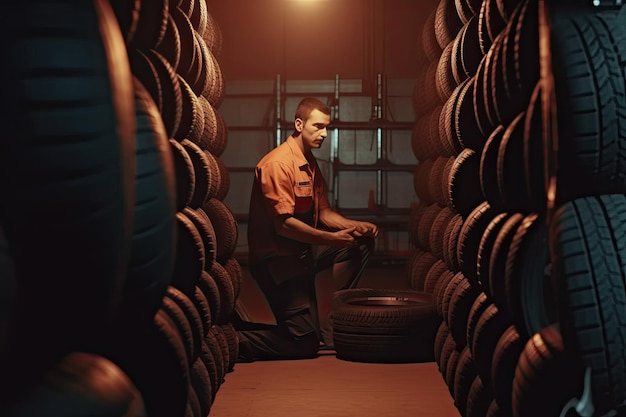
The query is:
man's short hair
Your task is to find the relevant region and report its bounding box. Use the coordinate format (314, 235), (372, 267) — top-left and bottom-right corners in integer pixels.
(294, 97), (331, 122)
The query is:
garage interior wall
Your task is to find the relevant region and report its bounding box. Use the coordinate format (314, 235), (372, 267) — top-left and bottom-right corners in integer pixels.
(207, 0), (439, 259)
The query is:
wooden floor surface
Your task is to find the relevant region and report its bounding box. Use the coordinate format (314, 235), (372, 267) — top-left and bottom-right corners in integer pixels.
(209, 259), (461, 417)
(209, 354), (460, 417)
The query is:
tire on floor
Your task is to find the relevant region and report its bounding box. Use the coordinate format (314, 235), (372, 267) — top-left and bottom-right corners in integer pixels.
(331, 289), (441, 363)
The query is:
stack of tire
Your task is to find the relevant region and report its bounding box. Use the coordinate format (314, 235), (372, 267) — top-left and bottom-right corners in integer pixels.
(409, 0), (626, 416)
(107, 0), (243, 416)
(0, 1), (240, 417)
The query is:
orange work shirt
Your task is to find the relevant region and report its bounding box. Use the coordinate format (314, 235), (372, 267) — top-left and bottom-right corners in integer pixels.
(247, 136), (331, 264)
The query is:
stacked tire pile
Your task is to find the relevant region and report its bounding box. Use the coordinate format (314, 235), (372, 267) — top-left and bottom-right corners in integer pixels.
(410, 0), (626, 416)
(0, 1), (241, 417)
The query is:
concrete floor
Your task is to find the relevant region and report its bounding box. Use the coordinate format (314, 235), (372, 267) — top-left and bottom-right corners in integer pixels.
(209, 259), (461, 417)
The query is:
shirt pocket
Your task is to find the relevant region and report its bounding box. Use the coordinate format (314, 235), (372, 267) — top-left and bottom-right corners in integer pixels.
(294, 184), (313, 213)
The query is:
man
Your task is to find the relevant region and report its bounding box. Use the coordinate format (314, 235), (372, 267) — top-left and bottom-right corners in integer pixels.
(236, 97), (378, 361)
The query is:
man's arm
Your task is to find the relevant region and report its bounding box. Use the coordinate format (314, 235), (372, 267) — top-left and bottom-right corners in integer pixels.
(318, 207), (379, 238)
(273, 214), (358, 249)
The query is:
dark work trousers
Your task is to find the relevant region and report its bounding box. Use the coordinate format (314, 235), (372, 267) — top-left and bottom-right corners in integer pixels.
(235, 236), (374, 361)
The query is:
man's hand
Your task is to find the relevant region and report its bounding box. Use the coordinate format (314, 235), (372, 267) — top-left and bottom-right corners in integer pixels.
(352, 221), (378, 238)
(329, 227), (358, 248)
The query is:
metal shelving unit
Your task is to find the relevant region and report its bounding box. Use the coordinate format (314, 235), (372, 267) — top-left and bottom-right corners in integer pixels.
(223, 73), (417, 259)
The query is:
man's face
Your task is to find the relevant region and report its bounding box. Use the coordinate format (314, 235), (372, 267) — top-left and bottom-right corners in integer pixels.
(296, 109), (331, 151)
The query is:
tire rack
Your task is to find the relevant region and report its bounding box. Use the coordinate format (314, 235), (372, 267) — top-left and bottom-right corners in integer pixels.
(410, 0), (626, 416)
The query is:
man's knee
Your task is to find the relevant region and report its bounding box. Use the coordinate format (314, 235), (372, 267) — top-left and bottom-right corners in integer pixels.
(354, 235), (375, 261)
(358, 235), (375, 252)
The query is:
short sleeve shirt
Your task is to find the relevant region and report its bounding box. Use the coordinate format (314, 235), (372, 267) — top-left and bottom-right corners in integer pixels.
(247, 136), (331, 263)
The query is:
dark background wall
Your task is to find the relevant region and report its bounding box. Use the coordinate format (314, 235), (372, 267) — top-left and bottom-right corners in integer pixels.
(206, 0), (438, 91)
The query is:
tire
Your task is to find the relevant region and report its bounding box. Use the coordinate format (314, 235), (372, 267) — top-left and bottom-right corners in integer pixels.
(128, 0), (168, 49)
(550, 195), (626, 413)
(445, 347), (462, 396)
(198, 271), (221, 328)
(423, 10), (443, 62)
(409, 250), (439, 291)
(442, 213), (464, 272)
(480, 124), (506, 212)
(512, 324), (585, 417)
(180, 139), (211, 209)
(210, 325), (231, 380)
(414, 160), (436, 207)
(114, 310), (191, 417)
(0, 0), (135, 390)
(204, 330), (225, 391)
(439, 334), (458, 381)
(496, 111), (529, 212)
(187, 0), (208, 41)
(417, 203), (442, 251)
(424, 260), (451, 296)
(466, 375), (493, 417)
(455, 75), (486, 151)
(208, 262), (235, 325)
(191, 32), (212, 101)
(220, 322), (239, 373)
(175, 75), (204, 144)
(466, 292), (490, 357)
(523, 82), (546, 212)
(434, 321), (452, 366)
(448, 149), (483, 218)
(0, 353), (144, 417)
(435, 0), (465, 50)
(172, 6), (198, 86)
(155, 14), (182, 72)
(429, 207), (456, 260)
(453, 346), (478, 417)
(433, 270), (456, 319)
(488, 213), (525, 311)
(202, 198), (238, 264)
(448, 277), (480, 349)
(440, 272), (466, 325)
(165, 286), (205, 363)
(203, 10), (223, 58)
(172, 211), (206, 297)
(491, 325), (525, 416)
(222, 257), (243, 301)
(471, 303), (511, 387)
(331, 289), (440, 363)
(505, 212), (554, 338)
(440, 78), (472, 155)
(552, 10), (626, 201)
(129, 48), (182, 138)
(436, 42), (458, 102)
(169, 139), (196, 211)
(199, 340), (219, 400)
(409, 203), (428, 248)
(192, 286), (212, 336)
(501, 0), (538, 126)
(460, 14), (483, 79)
(476, 212), (513, 293)
(189, 358), (211, 417)
(118, 78), (176, 329)
(160, 294), (196, 364)
(183, 206), (216, 267)
(429, 157), (453, 208)
(457, 201), (496, 286)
